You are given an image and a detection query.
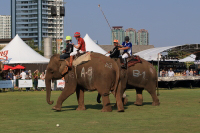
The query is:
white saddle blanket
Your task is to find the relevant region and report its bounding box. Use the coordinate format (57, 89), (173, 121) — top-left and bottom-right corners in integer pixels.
(72, 52), (91, 67)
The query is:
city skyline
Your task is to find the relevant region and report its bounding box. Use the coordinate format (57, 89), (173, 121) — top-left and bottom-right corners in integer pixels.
(111, 26), (148, 45)
(0, 0), (200, 47)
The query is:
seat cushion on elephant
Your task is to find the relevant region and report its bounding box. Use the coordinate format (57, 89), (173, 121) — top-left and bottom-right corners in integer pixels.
(72, 52), (91, 67)
(127, 55), (142, 67)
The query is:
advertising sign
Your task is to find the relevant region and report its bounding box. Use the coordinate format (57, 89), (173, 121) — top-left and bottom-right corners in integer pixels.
(19, 80), (32, 88)
(57, 80), (65, 88)
(0, 80), (14, 88)
(38, 79), (46, 87)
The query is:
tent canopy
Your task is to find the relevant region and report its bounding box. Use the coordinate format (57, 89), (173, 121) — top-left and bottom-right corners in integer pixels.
(13, 65), (25, 69)
(179, 54), (196, 62)
(134, 45), (181, 61)
(0, 34), (49, 64)
(73, 34), (108, 55)
(3, 65), (14, 70)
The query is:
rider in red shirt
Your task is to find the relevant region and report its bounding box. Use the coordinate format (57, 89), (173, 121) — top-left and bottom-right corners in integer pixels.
(69, 32), (86, 67)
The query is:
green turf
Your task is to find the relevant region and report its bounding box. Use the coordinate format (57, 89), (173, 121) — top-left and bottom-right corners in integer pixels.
(0, 88), (200, 133)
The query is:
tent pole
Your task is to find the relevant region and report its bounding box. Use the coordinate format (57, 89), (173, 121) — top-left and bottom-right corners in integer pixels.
(157, 53), (160, 77)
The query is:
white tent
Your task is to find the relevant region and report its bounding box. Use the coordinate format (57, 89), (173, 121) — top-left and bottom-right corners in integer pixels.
(73, 34), (108, 55)
(0, 34), (50, 64)
(134, 45), (181, 61)
(179, 54), (196, 62)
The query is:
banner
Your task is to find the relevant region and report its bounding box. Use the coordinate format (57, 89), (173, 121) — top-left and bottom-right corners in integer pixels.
(19, 80), (32, 88)
(38, 79), (46, 87)
(0, 80), (14, 88)
(57, 80), (65, 88)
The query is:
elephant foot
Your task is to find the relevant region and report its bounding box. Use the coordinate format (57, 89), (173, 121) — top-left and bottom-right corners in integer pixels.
(76, 106), (86, 111)
(118, 109), (124, 112)
(152, 101), (160, 106)
(97, 99), (101, 104)
(52, 105), (62, 111)
(101, 106), (112, 112)
(122, 98), (128, 105)
(134, 101), (143, 106)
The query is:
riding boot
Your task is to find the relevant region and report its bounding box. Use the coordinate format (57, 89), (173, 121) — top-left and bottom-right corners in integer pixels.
(68, 56), (73, 69)
(121, 58), (127, 69)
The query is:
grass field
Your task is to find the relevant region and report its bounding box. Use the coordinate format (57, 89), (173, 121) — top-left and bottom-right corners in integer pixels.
(0, 88), (200, 133)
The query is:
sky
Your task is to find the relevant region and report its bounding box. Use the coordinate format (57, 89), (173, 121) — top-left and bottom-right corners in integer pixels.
(1, 0), (200, 47)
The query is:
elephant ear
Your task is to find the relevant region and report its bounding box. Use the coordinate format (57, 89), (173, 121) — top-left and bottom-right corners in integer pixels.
(59, 60), (69, 75)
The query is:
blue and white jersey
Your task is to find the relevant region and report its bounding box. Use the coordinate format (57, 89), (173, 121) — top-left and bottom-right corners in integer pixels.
(122, 42), (132, 55)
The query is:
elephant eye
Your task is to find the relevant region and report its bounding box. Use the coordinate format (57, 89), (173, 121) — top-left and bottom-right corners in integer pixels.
(48, 68), (54, 73)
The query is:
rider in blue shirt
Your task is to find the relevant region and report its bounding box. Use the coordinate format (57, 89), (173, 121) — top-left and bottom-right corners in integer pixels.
(118, 36), (132, 69)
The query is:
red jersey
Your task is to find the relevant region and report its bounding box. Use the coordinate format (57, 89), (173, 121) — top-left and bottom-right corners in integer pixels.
(77, 37), (86, 51)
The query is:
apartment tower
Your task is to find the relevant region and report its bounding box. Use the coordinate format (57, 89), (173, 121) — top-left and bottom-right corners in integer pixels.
(11, 0), (64, 50)
(0, 15), (11, 39)
(137, 29), (149, 45)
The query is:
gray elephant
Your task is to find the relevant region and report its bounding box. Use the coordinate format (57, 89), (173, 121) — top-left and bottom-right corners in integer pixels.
(97, 57), (160, 111)
(45, 53), (124, 112)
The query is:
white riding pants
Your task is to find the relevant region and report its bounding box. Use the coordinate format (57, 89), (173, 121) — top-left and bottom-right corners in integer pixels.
(122, 53), (129, 59)
(70, 50), (84, 56)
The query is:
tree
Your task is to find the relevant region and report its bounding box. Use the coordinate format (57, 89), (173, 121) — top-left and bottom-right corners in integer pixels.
(0, 45), (5, 50)
(168, 50), (190, 59)
(27, 40), (44, 56)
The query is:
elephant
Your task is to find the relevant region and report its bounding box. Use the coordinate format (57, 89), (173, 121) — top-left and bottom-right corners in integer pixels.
(45, 52), (124, 112)
(97, 57), (160, 111)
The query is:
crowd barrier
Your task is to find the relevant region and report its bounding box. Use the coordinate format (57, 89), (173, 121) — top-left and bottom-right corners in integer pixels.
(0, 79), (65, 88)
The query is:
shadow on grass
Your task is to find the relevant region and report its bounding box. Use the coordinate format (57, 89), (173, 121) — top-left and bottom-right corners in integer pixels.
(124, 101), (152, 106)
(59, 101), (153, 112)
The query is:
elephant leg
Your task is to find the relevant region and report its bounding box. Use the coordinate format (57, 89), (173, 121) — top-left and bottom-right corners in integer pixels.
(53, 86), (76, 111)
(101, 94), (112, 112)
(134, 88), (143, 106)
(122, 92), (128, 106)
(145, 84), (160, 106)
(115, 83), (125, 112)
(76, 87), (86, 111)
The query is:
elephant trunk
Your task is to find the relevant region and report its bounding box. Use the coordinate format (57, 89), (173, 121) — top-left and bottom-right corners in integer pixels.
(45, 72), (54, 105)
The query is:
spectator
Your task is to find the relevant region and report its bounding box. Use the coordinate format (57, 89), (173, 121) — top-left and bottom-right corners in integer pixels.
(13, 73), (16, 89)
(190, 69), (193, 76)
(161, 70), (165, 77)
(15, 72), (20, 88)
(6, 70), (14, 92)
(40, 72), (45, 91)
(186, 69), (190, 76)
(168, 68), (174, 77)
(8, 69), (14, 80)
(33, 70), (39, 91)
(182, 70), (186, 76)
(28, 70), (32, 79)
(159, 69), (162, 77)
(165, 71), (168, 77)
(193, 70), (197, 76)
(25, 72), (31, 92)
(20, 70), (26, 80)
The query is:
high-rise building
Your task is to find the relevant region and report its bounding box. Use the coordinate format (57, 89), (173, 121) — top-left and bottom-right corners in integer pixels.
(137, 29), (149, 45)
(111, 26), (124, 45)
(11, 0), (64, 50)
(125, 28), (137, 45)
(0, 15), (11, 39)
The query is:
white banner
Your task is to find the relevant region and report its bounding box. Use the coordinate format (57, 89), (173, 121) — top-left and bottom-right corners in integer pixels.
(0, 80), (14, 88)
(57, 80), (65, 88)
(19, 80), (32, 88)
(38, 79), (46, 87)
